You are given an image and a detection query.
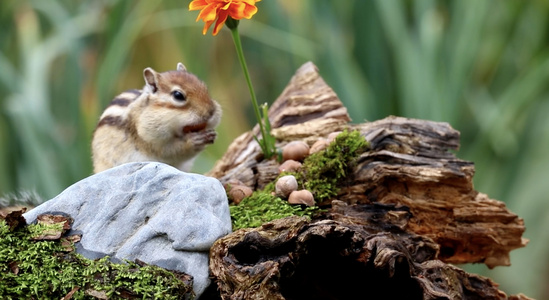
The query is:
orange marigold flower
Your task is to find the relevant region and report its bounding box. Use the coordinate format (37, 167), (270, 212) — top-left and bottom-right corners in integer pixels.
(189, 0), (261, 35)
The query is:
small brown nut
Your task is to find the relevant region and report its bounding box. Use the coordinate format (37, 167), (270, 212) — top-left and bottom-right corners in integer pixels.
(275, 175), (298, 198)
(282, 141), (310, 162)
(227, 185), (253, 205)
(309, 139), (330, 154)
(223, 179), (245, 191)
(288, 190), (315, 206)
(327, 131), (342, 143)
(278, 159), (302, 173)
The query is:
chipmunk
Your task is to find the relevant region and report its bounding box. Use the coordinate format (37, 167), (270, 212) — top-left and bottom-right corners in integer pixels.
(92, 63), (221, 173)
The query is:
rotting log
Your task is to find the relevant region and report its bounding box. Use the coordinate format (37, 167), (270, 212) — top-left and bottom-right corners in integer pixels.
(347, 117), (527, 268)
(207, 62), (529, 299)
(210, 206), (523, 299)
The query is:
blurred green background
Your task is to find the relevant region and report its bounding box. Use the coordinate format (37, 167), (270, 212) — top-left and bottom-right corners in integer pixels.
(1, 0), (548, 297)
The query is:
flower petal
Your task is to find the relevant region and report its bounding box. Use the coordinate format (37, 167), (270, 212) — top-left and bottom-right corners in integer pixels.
(189, 0), (208, 10)
(212, 10), (229, 36)
(228, 2), (258, 19)
(197, 2), (220, 22)
(203, 20), (215, 35)
(189, 0), (260, 35)
(221, 2), (232, 11)
(242, 3), (259, 18)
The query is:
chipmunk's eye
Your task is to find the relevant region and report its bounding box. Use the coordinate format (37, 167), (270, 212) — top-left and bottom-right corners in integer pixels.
(172, 90), (186, 102)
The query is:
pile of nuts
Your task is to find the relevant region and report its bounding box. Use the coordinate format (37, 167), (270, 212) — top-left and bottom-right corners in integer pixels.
(226, 132), (342, 206)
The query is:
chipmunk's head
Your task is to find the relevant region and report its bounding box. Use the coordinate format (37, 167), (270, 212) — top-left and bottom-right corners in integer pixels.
(137, 63), (221, 145)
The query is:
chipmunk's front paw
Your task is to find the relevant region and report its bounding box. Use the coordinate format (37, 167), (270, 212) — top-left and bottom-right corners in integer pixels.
(189, 129), (217, 150)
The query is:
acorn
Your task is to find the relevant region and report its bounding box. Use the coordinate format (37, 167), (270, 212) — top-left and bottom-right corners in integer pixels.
(275, 175), (298, 198)
(278, 159), (302, 173)
(288, 190), (315, 206)
(227, 185), (253, 205)
(309, 138), (330, 154)
(282, 141), (310, 162)
(223, 179), (245, 191)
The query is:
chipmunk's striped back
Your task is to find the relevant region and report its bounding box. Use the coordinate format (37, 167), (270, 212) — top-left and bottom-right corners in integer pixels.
(96, 89), (140, 129)
(91, 63), (221, 173)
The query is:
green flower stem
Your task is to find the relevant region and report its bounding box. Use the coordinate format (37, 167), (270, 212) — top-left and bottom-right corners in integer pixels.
(229, 26), (274, 158)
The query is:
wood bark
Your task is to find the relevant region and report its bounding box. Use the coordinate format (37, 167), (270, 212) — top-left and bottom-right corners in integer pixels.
(207, 62), (529, 299)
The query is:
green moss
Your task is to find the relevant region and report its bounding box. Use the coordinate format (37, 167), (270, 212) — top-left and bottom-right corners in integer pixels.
(26, 222), (64, 239)
(0, 220), (193, 299)
(230, 191), (318, 230)
(230, 129), (368, 230)
(296, 129), (369, 202)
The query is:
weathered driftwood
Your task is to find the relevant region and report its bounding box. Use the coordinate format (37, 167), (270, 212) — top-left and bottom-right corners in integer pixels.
(210, 204), (529, 299)
(347, 117), (527, 268)
(207, 62), (351, 184)
(207, 62), (529, 299)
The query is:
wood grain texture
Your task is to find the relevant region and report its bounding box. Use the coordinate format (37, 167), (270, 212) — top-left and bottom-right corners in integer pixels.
(345, 116), (528, 268)
(207, 62), (350, 180)
(210, 205), (524, 299)
(207, 62), (529, 299)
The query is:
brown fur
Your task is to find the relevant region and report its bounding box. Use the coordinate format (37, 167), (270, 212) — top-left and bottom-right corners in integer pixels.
(92, 63), (221, 173)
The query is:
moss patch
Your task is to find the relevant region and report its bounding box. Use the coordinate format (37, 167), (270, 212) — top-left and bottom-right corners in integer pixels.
(299, 129), (369, 202)
(230, 192), (318, 230)
(0, 219), (193, 299)
(230, 129), (369, 230)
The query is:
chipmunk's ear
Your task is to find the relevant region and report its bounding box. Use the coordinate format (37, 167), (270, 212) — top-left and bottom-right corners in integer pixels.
(177, 62), (187, 72)
(143, 67), (159, 93)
